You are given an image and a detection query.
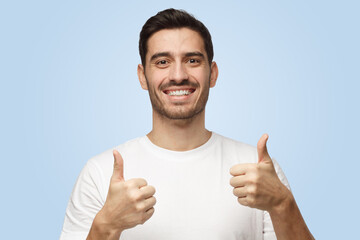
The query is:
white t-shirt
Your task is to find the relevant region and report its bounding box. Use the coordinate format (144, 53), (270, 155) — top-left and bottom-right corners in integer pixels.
(60, 132), (290, 240)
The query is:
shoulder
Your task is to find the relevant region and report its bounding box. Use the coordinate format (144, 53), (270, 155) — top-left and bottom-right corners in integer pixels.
(214, 133), (255, 150)
(86, 136), (146, 177)
(213, 133), (258, 164)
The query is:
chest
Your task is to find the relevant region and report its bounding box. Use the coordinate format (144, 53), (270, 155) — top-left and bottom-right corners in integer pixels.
(119, 153), (262, 240)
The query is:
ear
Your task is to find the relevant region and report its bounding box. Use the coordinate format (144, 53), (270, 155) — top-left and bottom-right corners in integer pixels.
(137, 64), (148, 90)
(209, 61), (219, 88)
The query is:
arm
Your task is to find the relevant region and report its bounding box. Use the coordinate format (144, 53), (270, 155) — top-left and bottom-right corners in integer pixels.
(268, 189), (314, 240)
(230, 134), (314, 239)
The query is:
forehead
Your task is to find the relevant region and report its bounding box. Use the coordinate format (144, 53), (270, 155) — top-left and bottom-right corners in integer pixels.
(146, 28), (206, 59)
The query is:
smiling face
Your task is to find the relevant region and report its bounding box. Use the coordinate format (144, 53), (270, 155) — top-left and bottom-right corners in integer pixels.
(138, 28), (218, 120)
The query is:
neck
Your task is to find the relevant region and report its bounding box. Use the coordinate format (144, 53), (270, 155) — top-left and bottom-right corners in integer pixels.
(147, 110), (211, 151)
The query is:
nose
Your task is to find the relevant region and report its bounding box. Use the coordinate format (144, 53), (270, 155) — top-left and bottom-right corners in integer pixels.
(169, 62), (189, 83)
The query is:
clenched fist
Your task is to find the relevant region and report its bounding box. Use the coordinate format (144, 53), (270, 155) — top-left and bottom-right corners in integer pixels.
(88, 150), (156, 239)
(229, 134), (290, 213)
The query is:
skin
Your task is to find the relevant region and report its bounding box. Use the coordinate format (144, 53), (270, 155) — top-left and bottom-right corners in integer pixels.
(87, 27), (314, 239)
(87, 151), (156, 240)
(137, 28), (218, 151)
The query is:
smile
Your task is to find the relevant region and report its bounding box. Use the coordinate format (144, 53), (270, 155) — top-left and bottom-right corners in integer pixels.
(163, 88), (196, 96)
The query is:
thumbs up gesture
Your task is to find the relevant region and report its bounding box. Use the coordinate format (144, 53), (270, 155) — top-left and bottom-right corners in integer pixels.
(229, 134), (290, 212)
(94, 150), (156, 237)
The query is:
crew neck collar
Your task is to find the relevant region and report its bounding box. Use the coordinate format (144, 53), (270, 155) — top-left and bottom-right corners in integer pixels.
(140, 132), (219, 161)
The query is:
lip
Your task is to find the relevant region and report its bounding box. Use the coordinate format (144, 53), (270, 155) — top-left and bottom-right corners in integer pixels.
(162, 87), (196, 101)
(162, 88), (196, 95)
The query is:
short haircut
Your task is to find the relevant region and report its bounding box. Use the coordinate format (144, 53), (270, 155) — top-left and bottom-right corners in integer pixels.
(139, 8), (214, 66)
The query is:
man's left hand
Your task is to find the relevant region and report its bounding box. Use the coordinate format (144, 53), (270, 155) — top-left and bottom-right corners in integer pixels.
(229, 134), (290, 212)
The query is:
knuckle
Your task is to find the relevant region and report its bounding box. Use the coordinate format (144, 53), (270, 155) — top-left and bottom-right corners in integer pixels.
(249, 175), (259, 185)
(246, 196), (256, 206)
(126, 180), (137, 188)
(120, 182), (130, 190)
(135, 202), (145, 212)
(139, 178), (148, 186)
(250, 164), (260, 173)
(254, 174), (260, 183)
(129, 191), (142, 203)
(247, 186), (258, 196)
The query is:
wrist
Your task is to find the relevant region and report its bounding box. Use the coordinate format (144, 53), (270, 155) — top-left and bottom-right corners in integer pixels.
(87, 209), (122, 240)
(267, 190), (314, 240)
(269, 188), (295, 217)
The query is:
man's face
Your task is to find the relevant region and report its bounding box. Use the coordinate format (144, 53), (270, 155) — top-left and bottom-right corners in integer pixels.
(138, 28), (218, 120)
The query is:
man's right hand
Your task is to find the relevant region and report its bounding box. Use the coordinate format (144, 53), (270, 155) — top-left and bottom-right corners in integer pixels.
(87, 150), (156, 240)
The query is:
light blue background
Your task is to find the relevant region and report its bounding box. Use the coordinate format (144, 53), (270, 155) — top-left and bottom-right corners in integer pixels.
(1, 1), (359, 239)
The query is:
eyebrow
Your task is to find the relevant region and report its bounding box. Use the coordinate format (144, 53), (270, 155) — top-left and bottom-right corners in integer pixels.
(150, 51), (205, 62)
(184, 51), (205, 59)
(150, 52), (171, 62)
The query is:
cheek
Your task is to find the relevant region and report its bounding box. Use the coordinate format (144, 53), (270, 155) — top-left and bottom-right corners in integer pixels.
(147, 70), (168, 87)
(190, 68), (210, 83)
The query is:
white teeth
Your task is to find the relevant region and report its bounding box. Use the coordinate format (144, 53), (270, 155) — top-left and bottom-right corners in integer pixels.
(168, 90), (191, 96)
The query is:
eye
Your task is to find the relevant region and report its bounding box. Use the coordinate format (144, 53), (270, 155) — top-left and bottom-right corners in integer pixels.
(157, 60), (168, 65)
(188, 58), (200, 64)
(154, 59), (170, 68)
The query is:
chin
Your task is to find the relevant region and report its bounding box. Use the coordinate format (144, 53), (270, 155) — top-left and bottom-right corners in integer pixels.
(155, 106), (205, 120)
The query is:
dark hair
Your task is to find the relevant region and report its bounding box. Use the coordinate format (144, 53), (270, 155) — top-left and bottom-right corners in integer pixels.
(139, 8), (213, 66)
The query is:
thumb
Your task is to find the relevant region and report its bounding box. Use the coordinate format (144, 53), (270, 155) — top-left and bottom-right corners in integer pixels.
(257, 133), (271, 163)
(112, 150), (125, 181)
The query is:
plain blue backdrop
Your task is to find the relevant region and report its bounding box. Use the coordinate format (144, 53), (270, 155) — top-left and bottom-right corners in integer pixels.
(1, 1), (359, 239)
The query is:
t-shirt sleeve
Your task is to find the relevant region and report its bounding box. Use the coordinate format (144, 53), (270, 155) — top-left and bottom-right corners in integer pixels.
(263, 158), (291, 240)
(60, 160), (106, 240)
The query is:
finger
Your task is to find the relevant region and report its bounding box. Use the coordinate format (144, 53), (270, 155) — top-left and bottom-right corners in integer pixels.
(257, 134), (271, 163)
(128, 178), (148, 188)
(112, 150), (124, 181)
(143, 196), (157, 210)
(142, 207), (155, 223)
(230, 175), (246, 188)
(233, 187), (247, 198)
(140, 185), (156, 199)
(229, 163), (254, 176)
(237, 197), (250, 207)
(146, 207), (155, 214)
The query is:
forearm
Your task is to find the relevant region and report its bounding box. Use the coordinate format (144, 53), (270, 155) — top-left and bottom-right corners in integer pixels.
(87, 210), (122, 240)
(269, 191), (314, 240)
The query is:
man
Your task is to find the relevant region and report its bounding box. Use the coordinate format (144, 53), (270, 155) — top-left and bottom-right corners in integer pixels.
(60, 8), (314, 240)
